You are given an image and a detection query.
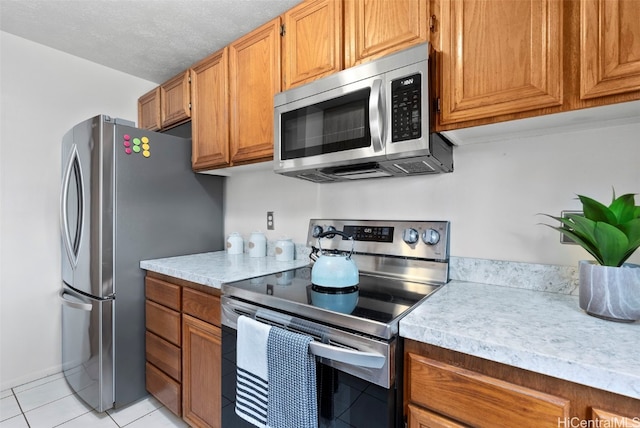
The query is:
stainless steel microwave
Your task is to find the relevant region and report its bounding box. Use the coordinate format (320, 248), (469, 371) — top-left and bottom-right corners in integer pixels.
(273, 43), (453, 183)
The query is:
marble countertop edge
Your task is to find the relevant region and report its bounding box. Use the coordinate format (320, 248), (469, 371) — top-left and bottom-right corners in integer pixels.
(402, 324), (640, 400)
(139, 261), (225, 288)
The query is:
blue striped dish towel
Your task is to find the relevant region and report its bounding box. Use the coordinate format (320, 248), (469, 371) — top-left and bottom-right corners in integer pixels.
(267, 327), (317, 428)
(236, 316), (271, 427)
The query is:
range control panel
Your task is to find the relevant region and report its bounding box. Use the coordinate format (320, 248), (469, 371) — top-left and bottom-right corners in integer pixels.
(308, 219), (450, 261)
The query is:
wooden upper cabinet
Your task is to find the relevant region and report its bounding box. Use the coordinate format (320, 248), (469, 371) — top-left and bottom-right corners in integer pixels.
(344, 0), (429, 68)
(438, 0), (563, 126)
(138, 87), (161, 131)
(191, 48), (230, 170)
(282, 0), (343, 90)
(229, 17), (281, 165)
(580, 0), (640, 99)
(160, 70), (191, 129)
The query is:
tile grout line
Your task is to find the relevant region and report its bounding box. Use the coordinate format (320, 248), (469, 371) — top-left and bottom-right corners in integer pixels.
(6, 388), (30, 427)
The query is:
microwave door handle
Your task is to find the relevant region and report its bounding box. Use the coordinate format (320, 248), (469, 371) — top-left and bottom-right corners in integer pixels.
(309, 341), (385, 369)
(369, 79), (384, 152)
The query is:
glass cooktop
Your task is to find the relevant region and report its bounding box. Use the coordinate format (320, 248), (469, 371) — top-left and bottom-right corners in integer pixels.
(222, 266), (441, 339)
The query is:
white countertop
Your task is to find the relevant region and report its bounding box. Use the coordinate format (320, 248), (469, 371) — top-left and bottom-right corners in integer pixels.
(140, 252), (639, 400)
(400, 280), (640, 400)
(140, 251), (310, 288)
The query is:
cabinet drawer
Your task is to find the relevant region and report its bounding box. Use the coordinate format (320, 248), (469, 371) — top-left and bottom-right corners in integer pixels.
(146, 362), (181, 417)
(146, 331), (181, 381)
(407, 403), (466, 428)
(145, 276), (181, 310)
(183, 287), (220, 326)
(145, 300), (181, 346)
(407, 353), (570, 427)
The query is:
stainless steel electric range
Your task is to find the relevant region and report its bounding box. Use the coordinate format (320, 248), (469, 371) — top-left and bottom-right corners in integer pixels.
(221, 219), (450, 428)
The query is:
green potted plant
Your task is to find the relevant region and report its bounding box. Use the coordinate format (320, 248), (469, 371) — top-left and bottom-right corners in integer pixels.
(542, 190), (640, 322)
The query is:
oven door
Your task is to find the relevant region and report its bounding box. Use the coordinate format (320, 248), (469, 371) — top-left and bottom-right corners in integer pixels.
(221, 296), (402, 428)
(274, 75), (386, 174)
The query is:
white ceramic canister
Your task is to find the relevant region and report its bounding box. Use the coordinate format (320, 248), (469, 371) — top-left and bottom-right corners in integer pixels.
(226, 232), (243, 255)
(248, 231), (267, 258)
(275, 238), (294, 262)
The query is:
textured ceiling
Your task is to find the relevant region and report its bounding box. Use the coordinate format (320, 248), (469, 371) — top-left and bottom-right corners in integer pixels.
(0, 0), (299, 83)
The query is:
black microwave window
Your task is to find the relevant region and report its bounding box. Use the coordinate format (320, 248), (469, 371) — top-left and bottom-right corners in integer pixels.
(281, 88), (371, 160)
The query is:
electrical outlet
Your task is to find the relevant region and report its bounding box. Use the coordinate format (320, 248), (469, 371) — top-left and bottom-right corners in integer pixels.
(267, 211), (274, 230)
(560, 210), (583, 244)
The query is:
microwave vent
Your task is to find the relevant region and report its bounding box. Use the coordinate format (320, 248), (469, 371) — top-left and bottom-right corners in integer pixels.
(393, 160), (437, 174)
(298, 172), (336, 183)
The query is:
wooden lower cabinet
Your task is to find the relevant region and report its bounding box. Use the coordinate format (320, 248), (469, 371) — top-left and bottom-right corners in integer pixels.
(408, 404), (465, 428)
(591, 408), (640, 428)
(144, 272), (222, 428)
(146, 362), (181, 416)
(405, 340), (640, 428)
(407, 353), (569, 427)
(182, 314), (222, 428)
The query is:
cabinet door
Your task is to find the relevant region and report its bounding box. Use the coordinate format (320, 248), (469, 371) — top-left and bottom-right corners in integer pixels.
(229, 18), (281, 165)
(580, 0), (640, 99)
(344, 0), (428, 68)
(438, 0), (563, 125)
(182, 314), (222, 428)
(160, 70), (191, 129)
(191, 48), (230, 170)
(408, 404), (466, 428)
(283, 0), (343, 90)
(138, 87), (161, 131)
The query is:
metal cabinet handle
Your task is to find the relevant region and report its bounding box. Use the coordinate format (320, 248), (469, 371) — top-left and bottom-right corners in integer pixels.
(59, 289), (92, 311)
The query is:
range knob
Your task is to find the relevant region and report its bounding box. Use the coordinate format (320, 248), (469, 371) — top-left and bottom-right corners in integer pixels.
(402, 228), (419, 244)
(422, 228), (440, 245)
(312, 225), (323, 238)
(325, 226), (337, 238)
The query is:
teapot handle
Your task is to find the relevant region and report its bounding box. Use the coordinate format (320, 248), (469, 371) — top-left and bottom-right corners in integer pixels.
(317, 231), (355, 259)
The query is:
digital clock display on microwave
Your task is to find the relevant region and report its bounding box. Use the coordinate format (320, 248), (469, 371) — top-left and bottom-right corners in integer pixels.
(343, 225), (394, 242)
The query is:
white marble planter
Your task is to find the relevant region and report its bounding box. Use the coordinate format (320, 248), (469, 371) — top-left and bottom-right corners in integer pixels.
(579, 261), (640, 322)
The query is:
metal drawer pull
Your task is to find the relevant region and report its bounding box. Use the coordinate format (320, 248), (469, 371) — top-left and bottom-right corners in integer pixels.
(308, 341), (385, 368)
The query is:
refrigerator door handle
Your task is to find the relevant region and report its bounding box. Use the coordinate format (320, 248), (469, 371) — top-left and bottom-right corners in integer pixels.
(59, 289), (92, 311)
(60, 146), (84, 266)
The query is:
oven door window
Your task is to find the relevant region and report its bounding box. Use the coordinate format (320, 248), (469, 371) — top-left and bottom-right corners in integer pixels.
(280, 88), (371, 160)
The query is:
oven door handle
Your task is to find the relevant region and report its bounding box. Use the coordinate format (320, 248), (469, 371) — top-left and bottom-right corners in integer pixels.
(309, 341), (385, 368)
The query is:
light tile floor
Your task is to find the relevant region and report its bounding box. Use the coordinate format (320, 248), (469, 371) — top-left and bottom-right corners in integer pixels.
(0, 372), (187, 428)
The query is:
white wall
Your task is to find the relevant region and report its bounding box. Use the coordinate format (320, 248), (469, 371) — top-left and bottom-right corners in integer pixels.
(225, 121), (640, 267)
(0, 32), (157, 390)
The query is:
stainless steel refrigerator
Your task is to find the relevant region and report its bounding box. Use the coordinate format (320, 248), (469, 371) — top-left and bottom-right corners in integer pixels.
(59, 115), (224, 412)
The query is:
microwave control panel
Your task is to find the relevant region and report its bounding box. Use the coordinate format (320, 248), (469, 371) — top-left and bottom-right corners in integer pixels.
(391, 73), (422, 142)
